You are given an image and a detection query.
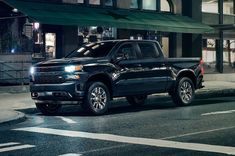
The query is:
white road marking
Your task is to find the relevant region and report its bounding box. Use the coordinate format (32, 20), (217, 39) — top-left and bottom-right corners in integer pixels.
(202, 110), (235, 116)
(56, 117), (77, 124)
(59, 153), (82, 156)
(0, 142), (20, 147)
(0, 144), (35, 153)
(14, 127), (235, 155)
(161, 126), (235, 140)
(80, 144), (128, 154)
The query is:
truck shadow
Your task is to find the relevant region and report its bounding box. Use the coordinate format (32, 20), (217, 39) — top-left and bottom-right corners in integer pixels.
(16, 96), (234, 117)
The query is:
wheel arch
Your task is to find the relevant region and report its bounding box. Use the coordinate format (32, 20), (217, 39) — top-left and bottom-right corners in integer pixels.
(86, 73), (113, 98)
(176, 70), (197, 88)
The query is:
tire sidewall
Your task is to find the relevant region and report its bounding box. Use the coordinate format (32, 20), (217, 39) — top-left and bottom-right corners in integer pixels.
(85, 82), (110, 115)
(176, 77), (195, 106)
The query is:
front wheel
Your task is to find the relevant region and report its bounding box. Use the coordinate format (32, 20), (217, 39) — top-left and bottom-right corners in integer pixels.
(126, 95), (147, 106)
(171, 77), (195, 106)
(35, 102), (61, 115)
(82, 82), (110, 115)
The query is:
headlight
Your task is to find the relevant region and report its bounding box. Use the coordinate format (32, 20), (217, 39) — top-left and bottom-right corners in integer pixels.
(65, 65), (82, 73)
(30, 67), (35, 75)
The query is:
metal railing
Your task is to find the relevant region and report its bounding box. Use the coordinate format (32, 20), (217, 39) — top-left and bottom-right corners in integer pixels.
(0, 61), (31, 84)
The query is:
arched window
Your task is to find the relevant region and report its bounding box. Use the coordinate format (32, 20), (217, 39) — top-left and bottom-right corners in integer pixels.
(142, 0), (174, 12)
(160, 0), (173, 12)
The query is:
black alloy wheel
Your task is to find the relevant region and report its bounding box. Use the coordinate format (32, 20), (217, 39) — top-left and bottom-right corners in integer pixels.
(172, 77), (195, 106)
(35, 102), (61, 115)
(82, 82), (110, 115)
(126, 95), (147, 106)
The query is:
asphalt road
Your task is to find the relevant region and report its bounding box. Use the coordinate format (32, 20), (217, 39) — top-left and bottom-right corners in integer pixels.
(0, 95), (235, 156)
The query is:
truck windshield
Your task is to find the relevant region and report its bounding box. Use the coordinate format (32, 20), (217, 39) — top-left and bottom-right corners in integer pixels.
(66, 42), (116, 58)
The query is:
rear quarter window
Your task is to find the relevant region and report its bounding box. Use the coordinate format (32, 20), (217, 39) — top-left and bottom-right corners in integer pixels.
(138, 42), (160, 59)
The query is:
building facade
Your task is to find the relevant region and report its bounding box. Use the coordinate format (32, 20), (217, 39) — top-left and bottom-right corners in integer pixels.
(0, 0), (233, 84)
(202, 0), (235, 73)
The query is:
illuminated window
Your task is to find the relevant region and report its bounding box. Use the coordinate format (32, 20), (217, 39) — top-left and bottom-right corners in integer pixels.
(202, 0), (218, 13)
(105, 0), (113, 6)
(143, 0), (156, 10)
(224, 0), (234, 15)
(161, 0), (170, 12)
(131, 0), (139, 9)
(62, 0), (84, 3)
(89, 0), (100, 5)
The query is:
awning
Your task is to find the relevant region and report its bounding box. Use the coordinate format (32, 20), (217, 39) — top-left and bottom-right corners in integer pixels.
(4, 0), (213, 34)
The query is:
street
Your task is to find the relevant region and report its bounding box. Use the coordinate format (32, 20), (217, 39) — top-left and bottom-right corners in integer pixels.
(0, 94), (234, 156)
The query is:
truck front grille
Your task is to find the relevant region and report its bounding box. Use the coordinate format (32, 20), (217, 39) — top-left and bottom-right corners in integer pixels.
(34, 76), (65, 84)
(35, 66), (64, 72)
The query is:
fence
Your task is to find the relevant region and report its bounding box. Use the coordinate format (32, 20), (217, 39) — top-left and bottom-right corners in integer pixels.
(0, 60), (31, 85)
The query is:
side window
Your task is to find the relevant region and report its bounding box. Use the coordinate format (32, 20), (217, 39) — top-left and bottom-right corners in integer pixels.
(139, 43), (160, 59)
(116, 44), (137, 60)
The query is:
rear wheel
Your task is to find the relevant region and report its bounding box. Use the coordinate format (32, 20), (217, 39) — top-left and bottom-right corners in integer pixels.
(171, 77), (195, 106)
(35, 102), (61, 115)
(126, 95), (147, 106)
(82, 82), (110, 115)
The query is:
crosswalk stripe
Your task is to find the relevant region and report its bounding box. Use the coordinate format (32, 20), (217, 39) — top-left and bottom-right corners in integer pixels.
(0, 142), (20, 148)
(14, 127), (235, 155)
(56, 116), (77, 124)
(0, 144), (35, 153)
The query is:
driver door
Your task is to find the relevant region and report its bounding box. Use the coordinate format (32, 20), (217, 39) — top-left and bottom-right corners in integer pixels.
(114, 43), (144, 96)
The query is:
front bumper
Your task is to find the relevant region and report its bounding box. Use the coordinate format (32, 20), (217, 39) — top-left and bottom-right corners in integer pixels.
(30, 81), (85, 102)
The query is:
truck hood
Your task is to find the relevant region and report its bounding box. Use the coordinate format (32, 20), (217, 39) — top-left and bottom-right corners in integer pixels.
(35, 57), (108, 67)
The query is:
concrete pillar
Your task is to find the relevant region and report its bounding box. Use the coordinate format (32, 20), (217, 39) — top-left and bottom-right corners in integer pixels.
(56, 26), (78, 58)
(216, 0), (224, 73)
(62, 26), (78, 57)
(182, 0), (202, 57)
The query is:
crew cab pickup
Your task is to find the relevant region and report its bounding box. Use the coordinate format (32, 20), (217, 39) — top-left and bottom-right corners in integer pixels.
(30, 40), (204, 115)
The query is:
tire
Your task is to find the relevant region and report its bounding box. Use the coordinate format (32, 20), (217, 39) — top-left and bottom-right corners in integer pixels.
(171, 77), (195, 106)
(35, 102), (61, 115)
(126, 95), (147, 106)
(82, 82), (110, 115)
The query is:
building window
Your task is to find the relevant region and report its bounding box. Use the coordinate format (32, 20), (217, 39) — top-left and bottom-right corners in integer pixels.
(202, 0), (218, 13)
(143, 0), (157, 10)
(130, 0), (139, 9)
(0, 18), (33, 54)
(89, 0), (100, 5)
(161, 0), (170, 12)
(62, 0), (84, 4)
(224, 0), (234, 15)
(104, 0), (113, 6)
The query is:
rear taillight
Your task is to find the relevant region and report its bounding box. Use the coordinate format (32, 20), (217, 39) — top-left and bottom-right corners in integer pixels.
(200, 59), (205, 75)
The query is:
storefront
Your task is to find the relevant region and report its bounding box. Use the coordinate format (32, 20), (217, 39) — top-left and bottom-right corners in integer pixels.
(3, 0), (212, 62)
(202, 0), (235, 73)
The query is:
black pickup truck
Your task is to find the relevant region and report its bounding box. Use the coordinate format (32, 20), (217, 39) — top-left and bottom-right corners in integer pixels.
(30, 40), (204, 115)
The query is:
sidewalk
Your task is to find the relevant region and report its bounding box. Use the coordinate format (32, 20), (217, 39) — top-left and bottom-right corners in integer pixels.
(0, 80), (235, 125)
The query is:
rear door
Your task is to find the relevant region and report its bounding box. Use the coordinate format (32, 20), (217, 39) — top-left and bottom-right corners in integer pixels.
(113, 43), (147, 96)
(136, 42), (169, 93)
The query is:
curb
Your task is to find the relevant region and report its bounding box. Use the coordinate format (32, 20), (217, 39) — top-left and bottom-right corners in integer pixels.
(0, 111), (26, 126)
(0, 86), (29, 94)
(196, 89), (235, 99)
